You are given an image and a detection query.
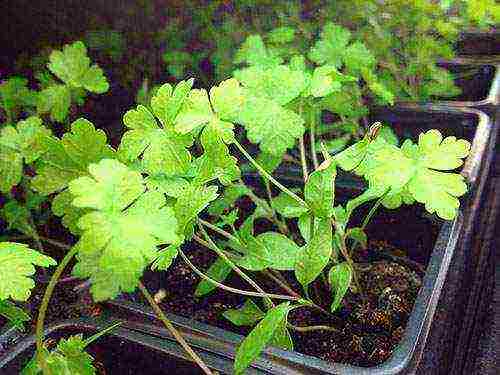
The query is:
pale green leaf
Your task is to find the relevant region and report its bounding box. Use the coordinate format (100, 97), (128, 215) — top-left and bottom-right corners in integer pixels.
(295, 218), (332, 288)
(234, 302), (291, 374)
(194, 257), (233, 297)
(223, 299), (265, 326)
(305, 160), (336, 218)
(328, 262), (352, 311)
(0, 242), (56, 301)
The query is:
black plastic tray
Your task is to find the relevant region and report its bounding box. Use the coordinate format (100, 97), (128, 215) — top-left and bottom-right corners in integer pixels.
(106, 106), (493, 374)
(458, 30), (500, 58)
(0, 317), (208, 374)
(399, 58), (500, 115)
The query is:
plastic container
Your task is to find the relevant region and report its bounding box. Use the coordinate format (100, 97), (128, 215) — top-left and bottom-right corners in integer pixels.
(100, 106), (493, 374)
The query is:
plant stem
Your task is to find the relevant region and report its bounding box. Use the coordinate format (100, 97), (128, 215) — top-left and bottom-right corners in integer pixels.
(198, 219), (241, 244)
(138, 283), (213, 375)
(198, 223), (275, 307)
(233, 140), (307, 207)
(361, 193), (387, 230)
(309, 109), (319, 169)
(298, 136), (309, 182)
(262, 270), (301, 298)
(36, 245), (79, 374)
(289, 324), (339, 333)
(39, 236), (72, 250)
(237, 178), (289, 236)
(179, 250), (299, 302)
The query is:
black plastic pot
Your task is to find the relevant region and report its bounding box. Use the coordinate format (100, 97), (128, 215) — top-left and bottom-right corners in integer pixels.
(458, 30), (500, 59)
(102, 106), (493, 374)
(0, 317), (209, 374)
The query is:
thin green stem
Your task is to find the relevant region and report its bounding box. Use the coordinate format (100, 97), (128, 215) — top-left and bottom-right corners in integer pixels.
(298, 136), (309, 182)
(309, 109), (319, 169)
(83, 321), (123, 347)
(289, 324), (339, 333)
(234, 140), (307, 207)
(198, 222), (275, 307)
(36, 245), (79, 374)
(179, 250), (299, 301)
(361, 191), (388, 230)
(263, 270), (301, 299)
(138, 283), (213, 375)
(198, 219), (241, 244)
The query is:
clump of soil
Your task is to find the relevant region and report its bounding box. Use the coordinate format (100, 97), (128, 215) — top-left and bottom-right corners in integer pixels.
(135, 239), (423, 368)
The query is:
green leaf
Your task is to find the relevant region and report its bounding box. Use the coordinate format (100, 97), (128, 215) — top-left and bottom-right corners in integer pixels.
(209, 78), (246, 121)
(343, 42), (376, 75)
(208, 184), (250, 216)
(305, 159), (336, 218)
(237, 96), (305, 156)
(295, 218), (332, 289)
(333, 137), (370, 171)
(235, 65), (307, 106)
(0, 76), (37, 114)
(194, 257), (233, 297)
(356, 130), (471, 219)
(174, 89), (214, 134)
(48, 41), (108, 93)
(272, 192), (309, 218)
(234, 35), (282, 68)
(70, 159), (181, 301)
(267, 27), (296, 44)
(32, 118), (115, 194)
(0, 116), (50, 192)
(1, 200), (35, 236)
(308, 23), (351, 67)
(0, 300), (31, 330)
(118, 104), (193, 176)
(195, 118), (240, 185)
(269, 320), (293, 351)
(223, 299), (265, 326)
(234, 302), (292, 374)
(174, 183), (219, 237)
(151, 79), (194, 127)
(238, 232), (302, 271)
(328, 262), (352, 312)
(22, 335), (96, 375)
(346, 227), (367, 250)
(36, 84), (72, 122)
(309, 65), (342, 98)
(52, 190), (89, 235)
(145, 175), (190, 198)
(0, 242), (56, 301)
(151, 245), (178, 271)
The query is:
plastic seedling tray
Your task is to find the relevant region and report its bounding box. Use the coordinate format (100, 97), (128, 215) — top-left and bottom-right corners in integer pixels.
(457, 30), (500, 58)
(0, 317), (210, 374)
(93, 106), (494, 374)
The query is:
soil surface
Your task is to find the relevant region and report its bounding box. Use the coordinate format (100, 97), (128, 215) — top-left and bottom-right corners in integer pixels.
(134, 237), (424, 368)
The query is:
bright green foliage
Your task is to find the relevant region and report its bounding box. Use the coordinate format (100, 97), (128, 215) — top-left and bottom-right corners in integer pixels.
(195, 257), (233, 297)
(22, 335), (96, 375)
(272, 192), (309, 218)
(174, 182), (219, 238)
(329, 262), (352, 312)
(295, 218), (333, 289)
(350, 130), (470, 219)
(36, 84), (72, 123)
(0, 300), (31, 330)
(223, 299), (265, 326)
(48, 41), (108, 93)
(304, 160), (337, 218)
(0, 242), (56, 301)
(0, 77), (37, 121)
(234, 302), (292, 374)
(308, 23), (353, 68)
(237, 232), (302, 271)
(31, 118), (115, 233)
(69, 159), (181, 301)
(151, 245), (179, 272)
(0, 116), (50, 192)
